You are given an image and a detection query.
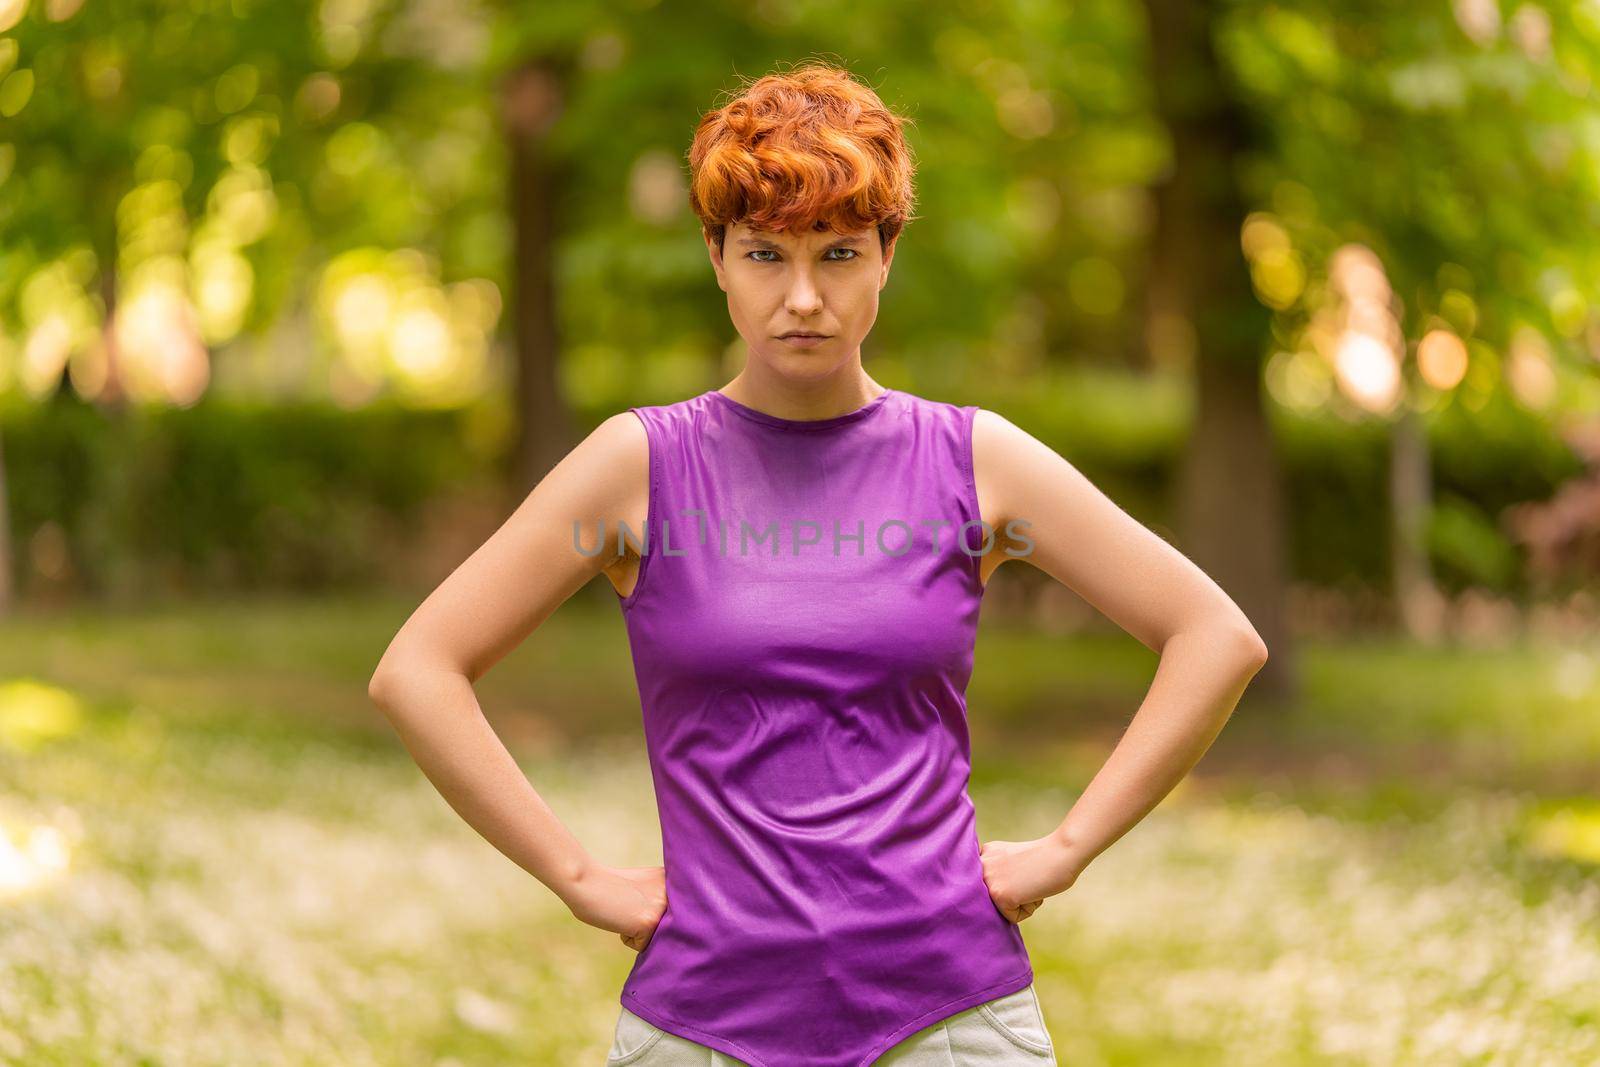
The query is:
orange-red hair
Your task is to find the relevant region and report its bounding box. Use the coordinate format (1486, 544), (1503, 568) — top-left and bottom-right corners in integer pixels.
(687, 61), (918, 253)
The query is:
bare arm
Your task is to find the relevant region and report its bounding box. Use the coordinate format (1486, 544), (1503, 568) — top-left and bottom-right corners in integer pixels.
(972, 407), (1269, 919)
(366, 411), (664, 948)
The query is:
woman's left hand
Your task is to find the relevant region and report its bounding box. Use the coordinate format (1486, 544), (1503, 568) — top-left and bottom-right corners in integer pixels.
(978, 834), (1080, 924)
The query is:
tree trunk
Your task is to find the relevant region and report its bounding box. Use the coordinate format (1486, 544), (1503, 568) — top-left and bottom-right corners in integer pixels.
(501, 55), (576, 498)
(1391, 405), (1444, 641)
(1142, 0), (1297, 703)
(0, 426), (12, 615)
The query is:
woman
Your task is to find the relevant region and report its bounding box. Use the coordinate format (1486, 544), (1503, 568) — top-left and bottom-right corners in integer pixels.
(368, 61), (1268, 1067)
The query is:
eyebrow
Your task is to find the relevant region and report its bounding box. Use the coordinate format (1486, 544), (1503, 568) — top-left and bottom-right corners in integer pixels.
(736, 236), (867, 249)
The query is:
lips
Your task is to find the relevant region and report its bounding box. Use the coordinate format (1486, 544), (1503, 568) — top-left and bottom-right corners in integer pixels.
(780, 333), (828, 339)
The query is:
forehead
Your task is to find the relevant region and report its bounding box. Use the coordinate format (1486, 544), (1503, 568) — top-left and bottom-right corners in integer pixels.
(730, 222), (873, 246)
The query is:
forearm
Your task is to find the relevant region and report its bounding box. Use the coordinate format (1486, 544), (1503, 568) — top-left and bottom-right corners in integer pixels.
(368, 665), (593, 903)
(1048, 623), (1266, 884)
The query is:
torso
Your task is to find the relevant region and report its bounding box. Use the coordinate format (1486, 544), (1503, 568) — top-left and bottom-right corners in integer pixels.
(607, 386), (1035, 1067)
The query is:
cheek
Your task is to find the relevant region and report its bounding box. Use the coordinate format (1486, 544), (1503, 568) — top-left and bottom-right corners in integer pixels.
(723, 283), (755, 323)
(726, 275), (772, 314)
(842, 281), (879, 322)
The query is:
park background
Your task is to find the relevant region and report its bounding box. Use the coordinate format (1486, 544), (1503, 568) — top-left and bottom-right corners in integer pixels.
(2, 0), (1599, 1063)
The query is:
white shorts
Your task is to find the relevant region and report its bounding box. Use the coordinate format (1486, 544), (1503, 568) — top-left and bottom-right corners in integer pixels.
(603, 983), (1057, 1065)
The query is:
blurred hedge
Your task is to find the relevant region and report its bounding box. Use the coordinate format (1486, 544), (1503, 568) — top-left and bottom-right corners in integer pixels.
(966, 369), (1579, 596)
(0, 384), (1580, 601)
(3, 393), (510, 600)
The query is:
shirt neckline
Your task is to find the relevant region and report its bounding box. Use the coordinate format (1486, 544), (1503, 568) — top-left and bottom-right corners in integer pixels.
(706, 386), (894, 431)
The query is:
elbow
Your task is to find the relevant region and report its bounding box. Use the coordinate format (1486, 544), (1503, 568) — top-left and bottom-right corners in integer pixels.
(367, 632), (426, 714)
(368, 649), (473, 720)
(1235, 625), (1269, 673)
(367, 658), (405, 716)
(367, 667), (394, 713)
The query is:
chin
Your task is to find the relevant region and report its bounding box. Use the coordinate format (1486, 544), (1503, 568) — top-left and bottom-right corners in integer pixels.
(764, 350), (851, 371)
(764, 353), (848, 379)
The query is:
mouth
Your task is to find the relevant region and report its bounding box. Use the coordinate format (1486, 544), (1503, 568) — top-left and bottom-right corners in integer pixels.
(778, 332), (830, 340)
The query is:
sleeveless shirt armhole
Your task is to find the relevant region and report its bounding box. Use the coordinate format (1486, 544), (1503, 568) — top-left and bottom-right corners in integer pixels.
(618, 408), (657, 611)
(959, 404), (988, 596)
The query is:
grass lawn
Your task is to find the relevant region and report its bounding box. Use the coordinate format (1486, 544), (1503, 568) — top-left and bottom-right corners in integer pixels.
(1, 589), (1596, 1065)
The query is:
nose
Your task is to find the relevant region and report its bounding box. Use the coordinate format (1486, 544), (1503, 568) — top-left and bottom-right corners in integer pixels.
(784, 265), (823, 317)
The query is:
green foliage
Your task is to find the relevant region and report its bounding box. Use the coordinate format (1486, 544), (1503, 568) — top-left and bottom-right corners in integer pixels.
(1429, 494), (1519, 588)
(2, 395), (502, 597)
(1273, 394), (1582, 590)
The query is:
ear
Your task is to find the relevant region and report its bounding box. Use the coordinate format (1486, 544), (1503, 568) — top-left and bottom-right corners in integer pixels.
(705, 228), (728, 293)
(879, 236), (897, 290)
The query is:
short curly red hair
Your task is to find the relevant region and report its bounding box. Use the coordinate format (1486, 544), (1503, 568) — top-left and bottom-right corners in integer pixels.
(687, 60), (918, 254)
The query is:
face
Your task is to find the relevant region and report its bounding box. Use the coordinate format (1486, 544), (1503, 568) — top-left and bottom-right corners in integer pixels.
(705, 220), (896, 379)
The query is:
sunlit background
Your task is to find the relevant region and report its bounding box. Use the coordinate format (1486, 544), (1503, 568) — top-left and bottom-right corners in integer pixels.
(2, 1), (1599, 1064)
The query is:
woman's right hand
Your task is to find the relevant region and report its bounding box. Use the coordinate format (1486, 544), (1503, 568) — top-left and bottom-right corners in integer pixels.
(563, 863), (668, 952)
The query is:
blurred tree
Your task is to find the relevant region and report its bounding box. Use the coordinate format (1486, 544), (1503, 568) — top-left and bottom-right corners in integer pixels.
(1142, 0), (1295, 701)
(0, 0), (330, 603)
(0, 0), (334, 397)
(500, 54), (576, 495)
(1219, 1), (1600, 649)
(0, 426), (10, 612)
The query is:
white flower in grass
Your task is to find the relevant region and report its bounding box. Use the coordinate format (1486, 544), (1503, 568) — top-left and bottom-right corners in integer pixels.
(453, 988), (517, 1035)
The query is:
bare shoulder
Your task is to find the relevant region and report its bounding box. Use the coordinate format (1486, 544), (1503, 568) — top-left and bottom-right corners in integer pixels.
(969, 406), (1066, 535)
(585, 409), (650, 473)
(560, 411), (650, 562)
(588, 409), (649, 454)
(971, 406), (1033, 457)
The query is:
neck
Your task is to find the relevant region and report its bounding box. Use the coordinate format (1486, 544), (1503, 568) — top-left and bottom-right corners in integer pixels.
(719, 364), (885, 422)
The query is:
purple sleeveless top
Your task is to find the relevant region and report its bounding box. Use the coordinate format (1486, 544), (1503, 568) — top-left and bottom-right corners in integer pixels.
(613, 386), (1033, 1067)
